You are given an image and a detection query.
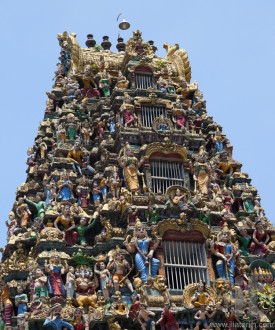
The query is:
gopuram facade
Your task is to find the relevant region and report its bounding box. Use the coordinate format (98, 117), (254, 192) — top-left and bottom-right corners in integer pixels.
(0, 30), (275, 329)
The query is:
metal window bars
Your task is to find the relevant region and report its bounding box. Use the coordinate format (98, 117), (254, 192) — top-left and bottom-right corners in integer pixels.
(135, 73), (154, 90)
(163, 240), (209, 290)
(141, 105), (166, 127)
(150, 160), (185, 193)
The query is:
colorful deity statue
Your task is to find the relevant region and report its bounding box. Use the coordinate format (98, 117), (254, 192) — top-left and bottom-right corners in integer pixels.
(15, 285), (28, 316)
(217, 154), (233, 187)
(124, 220), (160, 283)
(120, 92), (135, 127)
(145, 205), (160, 225)
(193, 154), (210, 195)
(54, 204), (77, 246)
(94, 260), (111, 301)
(74, 65), (100, 98)
(26, 147), (36, 174)
(45, 254), (68, 296)
(74, 267), (97, 312)
(173, 96), (187, 130)
(71, 308), (89, 330)
(241, 186), (254, 214)
(118, 143), (145, 194)
(108, 110), (117, 134)
(16, 197), (32, 228)
(57, 171), (74, 201)
(214, 129), (224, 153)
(99, 70), (112, 97)
(213, 224), (237, 287)
(225, 305), (242, 330)
(194, 304), (217, 330)
(191, 281), (213, 308)
(56, 123), (67, 146)
(76, 216), (96, 246)
(24, 194), (46, 219)
(76, 177), (90, 208)
(5, 211), (17, 239)
(135, 39), (145, 58)
(80, 121), (92, 148)
(92, 182), (101, 206)
(107, 248), (134, 294)
(34, 268), (49, 299)
(115, 70), (129, 89)
(62, 77), (81, 102)
(236, 227), (251, 256)
(65, 266), (75, 299)
(138, 303), (156, 330)
(66, 113), (79, 141)
(156, 303), (179, 330)
(250, 220), (270, 255)
(108, 166), (121, 198)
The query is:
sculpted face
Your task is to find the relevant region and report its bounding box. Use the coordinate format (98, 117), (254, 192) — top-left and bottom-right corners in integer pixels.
(53, 255), (60, 263)
(136, 226), (146, 238)
(99, 262), (105, 270)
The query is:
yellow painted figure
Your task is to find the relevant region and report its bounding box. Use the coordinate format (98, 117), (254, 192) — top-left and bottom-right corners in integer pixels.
(118, 143), (144, 194)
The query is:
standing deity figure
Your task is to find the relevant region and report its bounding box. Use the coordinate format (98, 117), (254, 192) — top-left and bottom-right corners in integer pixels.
(26, 147), (36, 174)
(107, 249), (134, 294)
(54, 204), (77, 246)
(115, 70), (129, 89)
(108, 110), (117, 134)
(99, 70), (112, 97)
(36, 137), (48, 159)
(193, 155), (210, 195)
(124, 220), (160, 283)
(66, 113), (79, 141)
(45, 254), (68, 296)
(213, 224), (237, 287)
(66, 266), (75, 299)
(74, 65), (100, 98)
(62, 77), (81, 102)
(76, 176), (90, 208)
(6, 211), (17, 239)
(94, 261), (111, 301)
(135, 39), (145, 57)
(120, 93), (135, 127)
(16, 197), (32, 228)
(15, 285), (28, 315)
(109, 166), (121, 198)
(157, 77), (168, 93)
(173, 97), (187, 130)
(80, 121), (93, 148)
(118, 143), (145, 195)
(241, 186), (254, 214)
(214, 130), (224, 153)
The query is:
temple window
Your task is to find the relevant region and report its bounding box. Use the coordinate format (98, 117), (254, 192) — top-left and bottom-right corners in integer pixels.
(150, 154), (185, 193)
(162, 236), (209, 290)
(141, 105), (166, 127)
(134, 66), (154, 89)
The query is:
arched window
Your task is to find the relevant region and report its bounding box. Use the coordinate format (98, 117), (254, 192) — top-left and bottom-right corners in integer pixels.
(135, 66), (154, 89)
(162, 231), (209, 290)
(150, 153), (185, 193)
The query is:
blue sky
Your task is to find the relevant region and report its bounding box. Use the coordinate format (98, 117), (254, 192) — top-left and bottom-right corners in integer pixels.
(0, 0), (274, 249)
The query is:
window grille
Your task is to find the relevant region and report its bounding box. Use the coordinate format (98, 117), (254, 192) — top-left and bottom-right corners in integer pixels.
(135, 73), (154, 89)
(150, 160), (185, 193)
(163, 240), (209, 290)
(141, 105), (166, 127)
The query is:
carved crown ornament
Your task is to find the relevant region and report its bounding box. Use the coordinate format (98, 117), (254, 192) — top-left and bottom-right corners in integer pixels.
(152, 216), (211, 240)
(144, 138), (188, 162)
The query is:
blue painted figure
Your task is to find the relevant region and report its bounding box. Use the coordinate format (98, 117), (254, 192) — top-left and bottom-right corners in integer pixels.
(124, 222), (160, 283)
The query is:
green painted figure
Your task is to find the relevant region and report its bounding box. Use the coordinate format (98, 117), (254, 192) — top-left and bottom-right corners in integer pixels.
(76, 216), (97, 246)
(145, 205), (160, 225)
(24, 194), (46, 218)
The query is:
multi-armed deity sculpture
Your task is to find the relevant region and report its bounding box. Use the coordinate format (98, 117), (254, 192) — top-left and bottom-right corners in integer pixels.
(0, 29), (274, 329)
